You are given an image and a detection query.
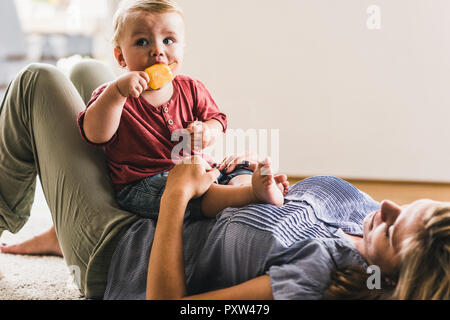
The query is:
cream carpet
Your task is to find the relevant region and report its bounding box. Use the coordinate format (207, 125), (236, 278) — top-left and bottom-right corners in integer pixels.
(0, 179), (84, 300)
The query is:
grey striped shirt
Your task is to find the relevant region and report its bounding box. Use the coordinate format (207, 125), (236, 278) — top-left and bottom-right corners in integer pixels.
(103, 176), (379, 300)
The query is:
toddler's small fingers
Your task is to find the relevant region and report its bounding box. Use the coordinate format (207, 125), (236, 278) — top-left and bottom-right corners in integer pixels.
(139, 71), (150, 83)
(185, 127), (194, 135)
(132, 88), (141, 98)
(187, 121), (199, 130)
(139, 78), (148, 91)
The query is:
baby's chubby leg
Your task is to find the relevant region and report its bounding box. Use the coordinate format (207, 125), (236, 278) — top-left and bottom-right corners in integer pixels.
(227, 174), (252, 186)
(200, 183), (257, 217)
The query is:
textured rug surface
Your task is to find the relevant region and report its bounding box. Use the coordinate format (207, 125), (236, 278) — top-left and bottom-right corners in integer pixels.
(0, 180), (84, 300)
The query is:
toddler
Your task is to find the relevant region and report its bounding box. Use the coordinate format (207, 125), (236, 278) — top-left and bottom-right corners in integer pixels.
(77, 0), (288, 219)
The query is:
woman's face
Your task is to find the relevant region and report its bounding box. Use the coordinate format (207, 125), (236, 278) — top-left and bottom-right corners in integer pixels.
(361, 199), (438, 276)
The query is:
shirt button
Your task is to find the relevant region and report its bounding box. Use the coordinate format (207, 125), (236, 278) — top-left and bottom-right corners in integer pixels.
(164, 107), (169, 113)
(168, 119), (174, 126)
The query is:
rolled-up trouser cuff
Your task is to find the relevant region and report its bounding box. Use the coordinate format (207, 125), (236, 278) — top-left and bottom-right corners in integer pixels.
(0, 184), (35, 235)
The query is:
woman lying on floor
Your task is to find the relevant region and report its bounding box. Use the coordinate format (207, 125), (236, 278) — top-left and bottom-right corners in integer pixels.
(108, 158), (450, 300)
(3, 155), (450, 300)
(0, 62), (449, 299)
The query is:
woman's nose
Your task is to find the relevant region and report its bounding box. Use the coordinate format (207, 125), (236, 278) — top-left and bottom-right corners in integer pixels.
(380, 200), (402, 223)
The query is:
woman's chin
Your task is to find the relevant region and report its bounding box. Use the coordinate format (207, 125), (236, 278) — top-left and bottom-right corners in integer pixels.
(362, 212), (373, 235)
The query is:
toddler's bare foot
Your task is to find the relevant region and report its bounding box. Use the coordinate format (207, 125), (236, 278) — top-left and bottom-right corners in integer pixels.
(0, 226), (63, 257)
(274, 174), (289, 196)
(251, 160), (285, 206)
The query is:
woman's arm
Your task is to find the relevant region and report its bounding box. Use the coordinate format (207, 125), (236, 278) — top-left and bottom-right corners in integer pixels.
(146, 189), (190, 300)
(145, 156), (274, 300)
(146, 189), (273, 300)
(146, 157), (217, 299)
(181, 275), (273, 300)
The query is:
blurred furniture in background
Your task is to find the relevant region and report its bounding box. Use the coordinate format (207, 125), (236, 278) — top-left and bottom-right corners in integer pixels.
(0, 0), (29, 97)
(0, 0), (114, 101)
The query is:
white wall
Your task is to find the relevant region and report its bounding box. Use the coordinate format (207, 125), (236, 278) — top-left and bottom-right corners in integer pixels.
(175, 0), (450, 182)
(0, 0), (27, 58)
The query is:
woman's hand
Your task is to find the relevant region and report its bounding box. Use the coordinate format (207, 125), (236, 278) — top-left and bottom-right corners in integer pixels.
(165, 156), (220, 201)
(217, 152), (258, 174)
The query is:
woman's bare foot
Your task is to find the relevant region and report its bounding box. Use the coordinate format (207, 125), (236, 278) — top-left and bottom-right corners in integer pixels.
(0, 226), (63, 257)
(251, 160), (285, 206)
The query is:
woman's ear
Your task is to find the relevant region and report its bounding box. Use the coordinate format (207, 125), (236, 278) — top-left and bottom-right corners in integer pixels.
(114, 47), (127, 68)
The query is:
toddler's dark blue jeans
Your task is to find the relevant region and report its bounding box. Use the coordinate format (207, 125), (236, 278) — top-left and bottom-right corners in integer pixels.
(116, 168), (253, 219)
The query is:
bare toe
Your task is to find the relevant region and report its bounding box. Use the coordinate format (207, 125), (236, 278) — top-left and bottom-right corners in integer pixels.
(1, 243), (22, 254)
(274, 174), (288, 184)
(252, 162), (284, 206)
(283, 182), (290, 195)
(274, 174), (289, 195)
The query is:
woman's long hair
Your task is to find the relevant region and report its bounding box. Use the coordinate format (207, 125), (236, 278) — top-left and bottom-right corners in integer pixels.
(326, 204), (450, 300)
(393, 204), (450, 299)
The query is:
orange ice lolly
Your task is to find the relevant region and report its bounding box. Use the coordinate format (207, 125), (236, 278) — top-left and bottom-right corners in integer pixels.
(145, 63), (177, 90)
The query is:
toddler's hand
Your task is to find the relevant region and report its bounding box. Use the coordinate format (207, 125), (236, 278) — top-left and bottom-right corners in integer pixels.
(115, 71), (150, 98)
(186, 121), (212, 151)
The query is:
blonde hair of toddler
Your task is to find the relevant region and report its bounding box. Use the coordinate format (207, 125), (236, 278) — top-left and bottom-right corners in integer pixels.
(112, 0), (184, 48)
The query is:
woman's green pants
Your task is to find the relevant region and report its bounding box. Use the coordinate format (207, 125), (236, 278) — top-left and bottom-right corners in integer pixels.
(0, 61), (139, 299)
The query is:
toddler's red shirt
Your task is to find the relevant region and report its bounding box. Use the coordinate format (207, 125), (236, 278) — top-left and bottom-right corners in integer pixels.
(77, 74), (227, 191)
